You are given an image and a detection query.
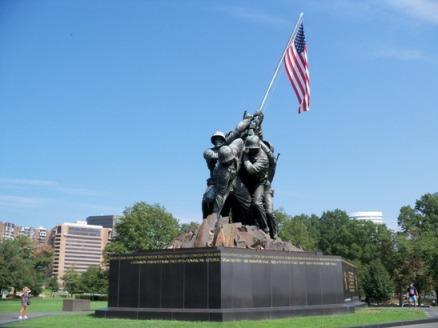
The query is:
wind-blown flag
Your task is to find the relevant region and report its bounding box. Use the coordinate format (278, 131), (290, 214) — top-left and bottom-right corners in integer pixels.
(284, 23), (310, 113)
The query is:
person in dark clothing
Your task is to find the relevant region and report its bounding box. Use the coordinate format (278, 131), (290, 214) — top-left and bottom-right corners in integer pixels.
(407, 283), (418, 306)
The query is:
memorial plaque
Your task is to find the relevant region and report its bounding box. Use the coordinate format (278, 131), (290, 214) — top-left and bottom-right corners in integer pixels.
(95, 247), (361, 321)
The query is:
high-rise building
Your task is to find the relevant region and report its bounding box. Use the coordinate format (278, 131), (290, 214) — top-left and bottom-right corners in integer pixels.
(50, 221), (112, 284)
(86, 215), (121, 236)
(19, 226), (34, 238)
(0, 216), (116, 246)
(33, 227), (48, 244)
(0, 222), (20, 240)
(349, 211), (384, 225)
(0, 221), (49, 243)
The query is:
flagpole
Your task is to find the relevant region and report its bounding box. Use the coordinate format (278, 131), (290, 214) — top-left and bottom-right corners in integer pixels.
(258, 12), (304, 113)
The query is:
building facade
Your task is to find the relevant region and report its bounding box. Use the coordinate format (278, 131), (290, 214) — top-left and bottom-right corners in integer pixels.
(0, 222), (20, 240)
(86, 215), (120, 236)
(349, 211), (384, 225)
(33, 227), (48, 244)
(50, 221), (111, 284)
(19, 226), (34, 238)
(0, 221), (48, 243)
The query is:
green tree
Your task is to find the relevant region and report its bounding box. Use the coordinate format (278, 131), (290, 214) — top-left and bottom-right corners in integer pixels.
(318, 209), (351, 257)
(278, 213), (319, 251)
(360, 260), (394, 303)
(0, 239), (21, 292)
(0, 237), (49, 295)
(274, 208), (289, 232)
(47, 276), (59, 294)
(317, 210), (395, 266)
(15, 237), (49, 296)
(397, 193), (438, 304)
(34, 245), (53, 281)
(347, 220), (395, 266)
(105, 202), (180, 254)
(390, 234), (416, 305)
(390, 240), (433, 306)
(62, 268), (83, 295)
(80, 266), (108, 295)
(398, 193), (438, 236)
(180, 222), (199, 234)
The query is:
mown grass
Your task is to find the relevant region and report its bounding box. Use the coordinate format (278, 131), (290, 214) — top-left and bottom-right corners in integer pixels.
(0, 297), (106, 313)
(8, 307), (427, 328)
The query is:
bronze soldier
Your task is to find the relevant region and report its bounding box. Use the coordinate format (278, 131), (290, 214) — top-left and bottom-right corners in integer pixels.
(240, 135), (270, 233)
(202, 116), (252, 218)
(202, 131), (226, 218)
(211, 139), (248, 220)
(260, 140), (278, 239)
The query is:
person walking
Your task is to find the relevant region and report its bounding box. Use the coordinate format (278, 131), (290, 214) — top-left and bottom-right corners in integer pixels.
(18, 287), (31, 320)
(407, 283), (418, 307)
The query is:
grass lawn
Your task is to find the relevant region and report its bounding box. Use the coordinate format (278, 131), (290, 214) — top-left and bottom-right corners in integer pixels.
(0, 297), (107, 313)
(7, 307), (427, 328)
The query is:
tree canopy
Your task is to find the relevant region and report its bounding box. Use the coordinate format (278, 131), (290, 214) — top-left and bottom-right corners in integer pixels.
(3, 195), (436, 304)
(0, 237), (52, 295)
(62, 265), (108, 295)
(105, 202), (180, 255)
(396, 193), (438, 304)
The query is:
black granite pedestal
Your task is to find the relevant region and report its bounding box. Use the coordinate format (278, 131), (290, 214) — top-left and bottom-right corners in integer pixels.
(95, 247), (361, 321)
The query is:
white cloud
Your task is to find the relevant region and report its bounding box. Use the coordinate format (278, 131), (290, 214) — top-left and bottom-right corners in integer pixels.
(386, 0), (438, 24)
(314, 0), (438, 25)
(307, 0), (379, 21)
(0, 195), (45, 208)
(0, 178), (59, 187)
(56, 187), (103, 197)
(373, 45), (426, 61)
(76, 203), (122, 214)
(0, 177), (103, 196)
(214, 6), (289, 27)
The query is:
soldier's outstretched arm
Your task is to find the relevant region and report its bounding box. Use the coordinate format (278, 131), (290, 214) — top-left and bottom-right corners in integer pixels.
(260, 141), (271, 156)
(203, 148), (218, 173)
(225, 117), (252, 144)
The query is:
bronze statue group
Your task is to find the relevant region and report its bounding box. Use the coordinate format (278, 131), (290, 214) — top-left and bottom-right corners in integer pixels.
(202, 111), (278, 239)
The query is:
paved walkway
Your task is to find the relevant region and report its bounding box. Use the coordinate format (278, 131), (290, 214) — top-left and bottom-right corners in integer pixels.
(399, 324), (438, 328)
(351, 307), (438, 328)
(404, 308), (438, 328)
(424, 307), (438, 318)
(1, 308), (437, 327)
(0, 311), (93, 327)
(0, 312), (58, 326)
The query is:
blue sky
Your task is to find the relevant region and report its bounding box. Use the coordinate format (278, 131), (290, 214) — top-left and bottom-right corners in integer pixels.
(1, 0), (437, 231)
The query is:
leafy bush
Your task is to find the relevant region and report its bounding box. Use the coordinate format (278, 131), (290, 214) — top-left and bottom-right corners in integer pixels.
(360, 260), (394, 303)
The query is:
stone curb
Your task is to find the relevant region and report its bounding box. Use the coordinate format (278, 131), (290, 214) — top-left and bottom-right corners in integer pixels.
(349, 317), (438, 328)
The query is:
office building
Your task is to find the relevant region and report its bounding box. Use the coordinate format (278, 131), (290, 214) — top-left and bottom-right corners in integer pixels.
(19, 226), (34, 238)
(86, 215), (120, 236)
(50, 221), (111, 284)
(0, 222), (20, 240)
(0, 221), (49, 243)
(33, 227), (48, 244)
(349, 211), (384, 225)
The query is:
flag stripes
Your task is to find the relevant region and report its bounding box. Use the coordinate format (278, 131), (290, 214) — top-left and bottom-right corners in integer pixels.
(284, 23), (310, 113)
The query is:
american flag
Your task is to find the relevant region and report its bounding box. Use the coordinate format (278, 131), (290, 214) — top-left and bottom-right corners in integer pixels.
(284, 23), (310, 113)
